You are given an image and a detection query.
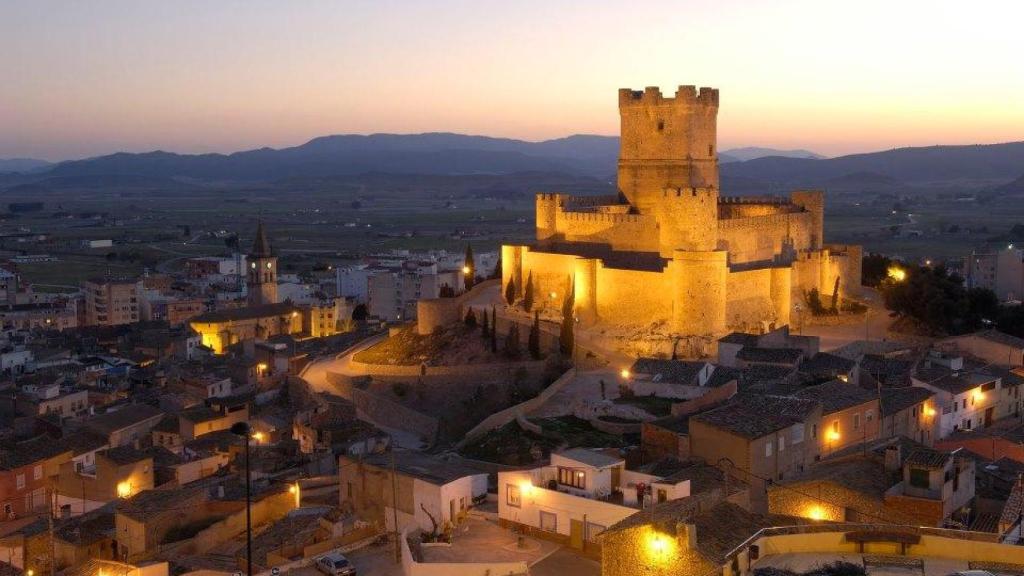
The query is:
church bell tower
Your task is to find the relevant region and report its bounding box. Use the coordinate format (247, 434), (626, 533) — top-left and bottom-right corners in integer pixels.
(247, 222), (278, 306)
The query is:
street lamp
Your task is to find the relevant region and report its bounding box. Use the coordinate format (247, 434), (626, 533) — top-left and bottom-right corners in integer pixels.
(230, 422), (254, 576)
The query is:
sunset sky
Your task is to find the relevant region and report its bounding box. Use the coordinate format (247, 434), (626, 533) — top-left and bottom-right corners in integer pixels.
(3, 0), (1023, 161)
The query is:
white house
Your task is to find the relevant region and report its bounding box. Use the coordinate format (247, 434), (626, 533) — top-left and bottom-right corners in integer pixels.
(498, 448), (692, 545)
(912, 352), (1002, 437)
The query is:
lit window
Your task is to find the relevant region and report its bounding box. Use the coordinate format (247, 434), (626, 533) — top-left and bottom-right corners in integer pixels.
(558, 467), (586, 489)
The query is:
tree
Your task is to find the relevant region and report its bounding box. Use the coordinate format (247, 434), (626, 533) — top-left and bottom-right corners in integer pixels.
(352, 303), (368, 321)
(528, 310), (541, 360)
(490, 256), (502, 280)
(559, 279), (575, 357)
(830, 276), (841, 313)
(490, 307), (498, 353)
(464, 308), (477, 328)
(464, 243), (475, 291)
(523, 272), (534, 312)
(806, 288), (826, 315)
(480, 307), (490, 338)
(505, 278), (516, 306)
(880, 264), (997, 335)
(861, 253), (892, 287)
(504, 323), (521, 359)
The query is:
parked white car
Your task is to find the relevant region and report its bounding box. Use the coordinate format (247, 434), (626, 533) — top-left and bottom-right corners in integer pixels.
(315, 552), (356, 576)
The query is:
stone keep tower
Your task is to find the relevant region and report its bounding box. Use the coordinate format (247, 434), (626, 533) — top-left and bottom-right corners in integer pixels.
(247, 222), (278, 306)
(617, 86), (719, 215)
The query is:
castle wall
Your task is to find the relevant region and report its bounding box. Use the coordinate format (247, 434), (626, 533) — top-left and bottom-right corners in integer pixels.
(670, 250), (727, 336)
(656, 187), (719, 256)
(718, 212), (814, 265)
(554, 210), (659, 252)
(593, 265), (673, 328)
(725, 268), (778, 333)
(520, 249), (577, 310)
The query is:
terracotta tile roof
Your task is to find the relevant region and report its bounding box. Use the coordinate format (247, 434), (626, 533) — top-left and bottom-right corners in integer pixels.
(736, 347), (803, 365)
(904, 448), (951, 469)
(630, 358), (706, 385)
(795, 380), (877, 414)
(191, 301), (298, 324)
(692, 395), (819, 439)
(879, 387), (933, 416)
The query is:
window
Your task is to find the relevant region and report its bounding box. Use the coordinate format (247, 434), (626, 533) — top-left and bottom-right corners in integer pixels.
(558, 467), (586, 489)
(866, 410), (874, 423)
(585, 522), (606, 542)
(16, 474), (25, 490)
(765, 441), (773, 457)
(506, 484), (521, 508)
(812, 424), (817, 439)
(539, 511), (557, 532)
(792, 423), (805, 444)
(909, 468), (929, 488)
(3, 503), (11, 517)
(779, 436), (786, 452)
(853, 413), (861, 431)
(33, 466), (42, 480)
(831, 421), (839, 434)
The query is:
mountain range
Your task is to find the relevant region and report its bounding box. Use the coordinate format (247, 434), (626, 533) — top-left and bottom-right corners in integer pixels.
(4, 134), (1024, 192)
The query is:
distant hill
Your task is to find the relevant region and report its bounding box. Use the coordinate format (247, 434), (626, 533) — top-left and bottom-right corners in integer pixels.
(25, 135), (1024, 191)
(0, 158), (52, 174)
(42, 133), (621, 182)
(995, 174), (1024, 193)
(719, 147), (824, 162)
(720, 141), (1024, 187)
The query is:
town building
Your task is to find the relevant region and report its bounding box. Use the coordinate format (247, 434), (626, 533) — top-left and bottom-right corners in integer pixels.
(83, 277), (141, 327)
(912, 351), (1003, 436)
(502, 86), (861, 355)
(339, 451), (486, 533)
(943, 329), (1024, 368)
(497, 449), (715, 555)
(793, 379), (880, 456)
(0, 435), (73, 519)
(768, 439), (975, 528)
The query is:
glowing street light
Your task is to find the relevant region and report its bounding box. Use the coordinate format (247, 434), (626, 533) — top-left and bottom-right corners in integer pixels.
(289, 481), (301, 507)
(887, 266), (907, 282)
(806, 505), (826, 521)
(116, 481), (132, 498)
(461, 265), (471, 275)
(620, 368), (631, 379)
(252, 431), (265, 444)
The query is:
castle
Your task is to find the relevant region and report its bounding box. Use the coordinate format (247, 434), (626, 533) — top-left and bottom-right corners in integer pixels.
(501, 85), (861, 345)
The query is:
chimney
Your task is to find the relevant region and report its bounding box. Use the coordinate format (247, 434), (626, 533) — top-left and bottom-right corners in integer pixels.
(884, 443), (903, 473)
(675, 521), (697, 551)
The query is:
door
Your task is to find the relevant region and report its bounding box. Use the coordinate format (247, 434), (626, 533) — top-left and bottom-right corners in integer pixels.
(985, 407), (994, 427)
(450, 499), (456, 524)
(570, 519), (584, 549)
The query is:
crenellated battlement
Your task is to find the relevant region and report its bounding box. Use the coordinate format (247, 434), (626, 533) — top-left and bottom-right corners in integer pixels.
(536, 192), (568, 202)
(619, 85), (719, 108)
(661, 186), (718, 199)
(560, 211), (645, 224)
(719, 195), (792, 205)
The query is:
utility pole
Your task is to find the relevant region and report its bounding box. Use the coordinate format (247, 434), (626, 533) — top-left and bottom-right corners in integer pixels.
(390, 449), (400, 563)
(47, 484), (55, 576)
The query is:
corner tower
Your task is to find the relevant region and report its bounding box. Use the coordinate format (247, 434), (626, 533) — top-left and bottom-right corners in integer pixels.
(247, 222), (278, 306)
(617, 85), (719, 214)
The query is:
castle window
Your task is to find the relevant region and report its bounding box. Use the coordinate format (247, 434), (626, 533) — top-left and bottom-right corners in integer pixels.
(657, 120), (664, 131)
(709, 144), (714, 157)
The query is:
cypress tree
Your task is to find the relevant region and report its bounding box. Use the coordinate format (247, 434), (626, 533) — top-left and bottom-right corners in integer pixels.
(523, 272), (534, 312)
(464, 307), (477, 328)
(481, 307), (490, 338)
(490, 307), (498, 353)
(505, 278), (516, 306)
(831, 276), (841, 314)
(504, 323), (521, 359)
(528, 310), (541, 360)
(559, 280), (575, 357)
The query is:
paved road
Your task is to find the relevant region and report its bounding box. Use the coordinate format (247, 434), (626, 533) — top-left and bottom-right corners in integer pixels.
(530, 548), (601, 576)
(300, 332), (387, 394)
